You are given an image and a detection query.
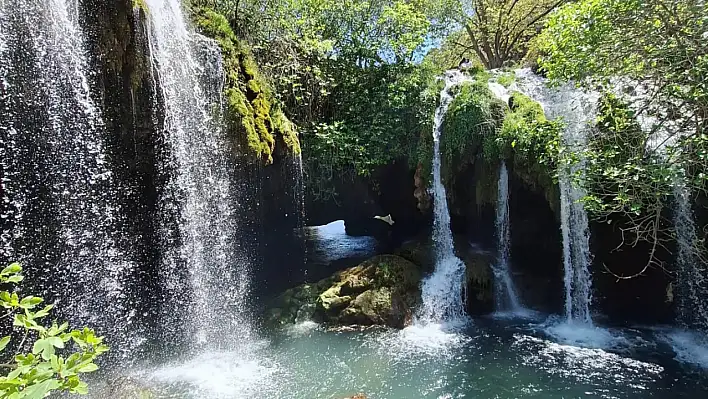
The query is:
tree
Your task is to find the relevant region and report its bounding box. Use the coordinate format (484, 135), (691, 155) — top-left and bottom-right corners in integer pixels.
(0, 263), (108, 398)
(538, 0), (708, 277)
(458, 0), (565, 69)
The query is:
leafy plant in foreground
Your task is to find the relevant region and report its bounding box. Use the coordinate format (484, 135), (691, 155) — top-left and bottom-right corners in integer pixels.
(0, 263), (108, 398)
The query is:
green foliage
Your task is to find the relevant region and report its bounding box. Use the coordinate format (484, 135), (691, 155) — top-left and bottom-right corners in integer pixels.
(496, 72), (515, 88)
(496, 92), (563, 169)
(191, 6), (300, 163)
(441, 80), (506, 166)
(422, 29), (483, 73)
(131, 0), (147, 12)
(0, 264), (108, 398)
(460, 0), (566, 69)
(539, 0), (708, 265)
(580, 93), (675, 217)
(302, 61), (440, 197)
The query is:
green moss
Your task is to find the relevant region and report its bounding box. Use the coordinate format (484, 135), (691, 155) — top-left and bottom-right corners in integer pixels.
(272, 108), (301, 154)
(132, 0), (147, 12)
(496, 72), (516, 88)
(496, 91), (563, 213)
(441, 81), (506, 168)
(191, 7), (300, 164)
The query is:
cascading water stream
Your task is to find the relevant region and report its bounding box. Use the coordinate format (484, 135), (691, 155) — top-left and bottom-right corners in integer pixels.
(492, 161), (522, 312)
(418, 70), (470, 323)
(672, 178), (708, 333)
(144, 0), (252, 347)
(514, 69), (598, 325)
(0, 0), (138, 348)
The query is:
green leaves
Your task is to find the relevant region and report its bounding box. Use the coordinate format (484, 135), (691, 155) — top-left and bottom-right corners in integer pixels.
(21, 379), (62, 399)
(1, 263), (22, 277)
(0, 336), (10, 352)
(0, 263), (108, 398)
(33, 337), (65, 360)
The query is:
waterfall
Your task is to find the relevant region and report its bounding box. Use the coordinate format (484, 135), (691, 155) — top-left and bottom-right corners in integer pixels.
(418, 70), (470, 323)
(514, 69), (598, 325)
(673, 179), (708, 332)
(144, 0), (252, 346)
(0, 0), (138, 345)
(492, 161), (522, 312)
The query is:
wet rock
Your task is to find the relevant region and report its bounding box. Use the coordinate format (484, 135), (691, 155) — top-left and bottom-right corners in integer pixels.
(460, 246), (494, 314)
(267, 255), (422, 328)
(90, 376), (154, 399)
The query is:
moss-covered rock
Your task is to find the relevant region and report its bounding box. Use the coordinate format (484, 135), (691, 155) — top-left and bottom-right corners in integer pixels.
(132, 0), (147, 12)
(191, 7), (300, 164)
(268, 255), (422, 328)
(498, 91), (563, 215)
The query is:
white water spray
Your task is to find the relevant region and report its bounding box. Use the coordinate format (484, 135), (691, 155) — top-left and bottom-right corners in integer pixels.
(145, 0), (252, 346)
(418, 70), (470, 323)
(0, 0), (138, 345)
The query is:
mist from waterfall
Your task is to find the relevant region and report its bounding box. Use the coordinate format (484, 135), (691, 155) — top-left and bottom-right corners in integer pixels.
(492, 161), (523, 313)
(144, 0), (252, 347)
(0, 0), (138, 347)
(417, 70), (470, 324)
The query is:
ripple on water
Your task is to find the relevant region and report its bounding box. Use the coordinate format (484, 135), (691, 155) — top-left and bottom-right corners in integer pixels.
(514, 334), (664, 393)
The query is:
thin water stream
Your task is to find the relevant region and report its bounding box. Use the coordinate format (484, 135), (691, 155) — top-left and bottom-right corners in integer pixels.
(493, 161), (523, 313)
(418, 70), (471, 324)
(513, 69), (598, 328)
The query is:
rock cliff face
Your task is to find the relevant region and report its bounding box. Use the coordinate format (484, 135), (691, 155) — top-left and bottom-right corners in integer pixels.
(73, 0), (306, 312)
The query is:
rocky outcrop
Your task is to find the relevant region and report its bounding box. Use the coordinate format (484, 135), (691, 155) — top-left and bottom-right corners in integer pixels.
(191, 7), (300, 164)
(267, 255), (422, 328)
(267, 238), (498, 327)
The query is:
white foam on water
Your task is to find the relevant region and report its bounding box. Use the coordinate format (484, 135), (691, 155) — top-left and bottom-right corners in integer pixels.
(543, 319), (621, 349)
(145, 349), (280, 398)
(516, 334), (664, 383)
(286, 320), (320, 337)
(396, 319), (472, 356)
(663, 329), (708, 368)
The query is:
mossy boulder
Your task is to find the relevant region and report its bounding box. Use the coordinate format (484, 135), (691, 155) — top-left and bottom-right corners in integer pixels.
(268, 255), (423, 328)
(191, 7), (300, 164)
(266, 277), (335, 326)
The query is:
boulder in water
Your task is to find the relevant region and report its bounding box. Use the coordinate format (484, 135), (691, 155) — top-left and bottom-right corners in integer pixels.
(268, 255), (422, 328)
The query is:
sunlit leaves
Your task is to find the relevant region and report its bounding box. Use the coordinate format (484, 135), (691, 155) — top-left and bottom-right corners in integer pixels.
(0, 264), (108, 398)
(462, 0), (566, 68)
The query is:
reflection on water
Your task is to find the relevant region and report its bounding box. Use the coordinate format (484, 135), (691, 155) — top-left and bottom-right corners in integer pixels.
(114, 317), (708, 399)
(305, 220), (378, 263)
